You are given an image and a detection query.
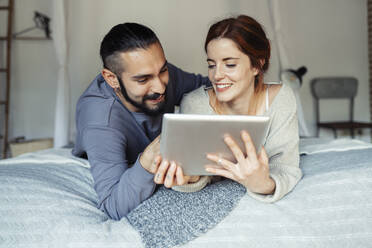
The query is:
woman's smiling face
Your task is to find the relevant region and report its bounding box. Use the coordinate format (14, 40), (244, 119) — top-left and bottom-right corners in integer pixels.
(206, 38), (259, 103)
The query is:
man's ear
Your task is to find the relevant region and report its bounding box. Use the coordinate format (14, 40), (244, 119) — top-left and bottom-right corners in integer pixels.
(101, 68), (120, 89)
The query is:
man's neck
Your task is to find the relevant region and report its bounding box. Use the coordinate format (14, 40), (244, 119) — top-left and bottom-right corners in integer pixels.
(114, 88), (140, 113)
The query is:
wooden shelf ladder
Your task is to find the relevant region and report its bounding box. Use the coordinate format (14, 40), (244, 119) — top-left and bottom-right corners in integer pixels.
(0, 0), (14, 158)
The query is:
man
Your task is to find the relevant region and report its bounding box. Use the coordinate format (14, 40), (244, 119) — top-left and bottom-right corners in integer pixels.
(72, 23), (209, 220)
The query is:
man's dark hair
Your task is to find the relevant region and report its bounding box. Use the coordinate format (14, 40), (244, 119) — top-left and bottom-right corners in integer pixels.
(100, 23), (160, 74)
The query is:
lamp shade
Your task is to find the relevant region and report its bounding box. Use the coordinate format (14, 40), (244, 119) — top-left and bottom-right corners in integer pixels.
(280, 66), (310, 137)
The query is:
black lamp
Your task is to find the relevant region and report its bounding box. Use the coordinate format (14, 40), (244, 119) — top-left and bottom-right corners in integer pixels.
(280, 66), (308, 89)
(13, 11), (51, 38)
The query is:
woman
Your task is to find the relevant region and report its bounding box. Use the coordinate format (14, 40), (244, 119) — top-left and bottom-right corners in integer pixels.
(172, 15), (302, 203)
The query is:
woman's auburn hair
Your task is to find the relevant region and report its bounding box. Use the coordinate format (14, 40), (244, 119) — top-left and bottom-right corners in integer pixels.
(205, 15), (271, 114)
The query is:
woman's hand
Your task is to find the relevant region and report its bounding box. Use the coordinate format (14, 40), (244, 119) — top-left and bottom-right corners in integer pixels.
(153, 157), (200, 188)
(205, 130), (275, 195)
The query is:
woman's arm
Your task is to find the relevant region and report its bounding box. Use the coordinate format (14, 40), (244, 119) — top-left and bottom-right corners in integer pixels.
(206, 84), (302, 202)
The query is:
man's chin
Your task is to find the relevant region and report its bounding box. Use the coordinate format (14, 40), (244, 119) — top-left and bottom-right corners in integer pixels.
(142, 102), (166, 116)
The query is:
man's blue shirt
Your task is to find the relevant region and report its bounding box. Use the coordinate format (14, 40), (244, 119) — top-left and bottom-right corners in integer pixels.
(72, 63), (209, 220)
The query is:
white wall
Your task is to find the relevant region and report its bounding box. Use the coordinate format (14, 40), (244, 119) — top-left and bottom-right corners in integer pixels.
(6, 0), (57, 142)
(65, 0), (281, 141)
(5, 0), (370, 143)
(278, 0), (370, 140)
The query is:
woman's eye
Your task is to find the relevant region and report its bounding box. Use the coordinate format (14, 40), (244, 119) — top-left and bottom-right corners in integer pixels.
(226, 64), (236, 68)
(208, 64), (215, 69)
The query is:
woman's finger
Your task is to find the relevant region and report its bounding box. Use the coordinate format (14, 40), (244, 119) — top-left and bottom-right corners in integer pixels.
(164, 161), (177, 188)
(205, 165), (234, 180)
(223, 134), (246, 162)
(258, 146), (269, 165)
(241, 130), (257, 160)
(206, 153), (236, 171)
(154, 159), (170, 184)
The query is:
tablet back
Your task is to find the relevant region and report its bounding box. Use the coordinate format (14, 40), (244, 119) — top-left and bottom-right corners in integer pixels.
(160, 114), (270, 175)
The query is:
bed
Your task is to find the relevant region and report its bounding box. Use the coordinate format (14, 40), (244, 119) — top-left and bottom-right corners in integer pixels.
(1, 138), (372, 248)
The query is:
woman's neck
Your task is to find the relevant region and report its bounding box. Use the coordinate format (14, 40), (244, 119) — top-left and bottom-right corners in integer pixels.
(222, 94), (253, 115)
(217, 83), (258, 115)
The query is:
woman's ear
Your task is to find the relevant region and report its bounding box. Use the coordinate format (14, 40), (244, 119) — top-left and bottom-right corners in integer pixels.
(253, 59), (265, 76)
(101, 68), (120, 89)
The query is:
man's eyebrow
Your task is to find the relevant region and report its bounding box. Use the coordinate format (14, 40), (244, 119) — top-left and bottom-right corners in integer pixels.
(131, 60), (168, 80)
(160, 60), (168, 71)
(207, 57), (239, 62)
(132, 73), (151, 80)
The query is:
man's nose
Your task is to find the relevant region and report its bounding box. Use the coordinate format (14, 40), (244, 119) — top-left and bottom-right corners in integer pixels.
(151, 77), (166, 94)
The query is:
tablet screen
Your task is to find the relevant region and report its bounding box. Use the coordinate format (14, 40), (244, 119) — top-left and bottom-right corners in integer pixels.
(160, 114), (270, 175)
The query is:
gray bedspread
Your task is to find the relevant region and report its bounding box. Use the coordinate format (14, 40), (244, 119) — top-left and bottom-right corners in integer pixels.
(127, 179), (246, 248)
(129, 147), (372, 248)
(0, 146), (372, 248)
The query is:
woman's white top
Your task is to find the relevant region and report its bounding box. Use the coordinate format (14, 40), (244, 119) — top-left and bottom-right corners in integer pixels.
(172, 82), (302, 203)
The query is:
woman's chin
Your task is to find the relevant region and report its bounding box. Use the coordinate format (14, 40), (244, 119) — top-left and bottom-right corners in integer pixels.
(216, 94), (233, 103)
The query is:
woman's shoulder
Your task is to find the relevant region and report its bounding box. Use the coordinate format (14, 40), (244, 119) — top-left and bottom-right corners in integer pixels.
(179, 86), (212, 114)
(186, 86), (209, 98)
(266, 82), (296, 112)
(181, 86), (209, 104)
(266, 82), (282, 104)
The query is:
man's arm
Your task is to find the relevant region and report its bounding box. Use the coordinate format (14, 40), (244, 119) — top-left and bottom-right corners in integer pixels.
(83, 126), (156, 220)
(167, 63), (211, 105)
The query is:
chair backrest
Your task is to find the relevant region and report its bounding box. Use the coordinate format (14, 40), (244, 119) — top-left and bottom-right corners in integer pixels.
(310, 77), (358, 99)
(310, 77), (358, 127)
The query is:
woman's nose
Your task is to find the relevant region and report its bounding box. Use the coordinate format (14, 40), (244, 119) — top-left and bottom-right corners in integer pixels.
(214, 65), (225, 81)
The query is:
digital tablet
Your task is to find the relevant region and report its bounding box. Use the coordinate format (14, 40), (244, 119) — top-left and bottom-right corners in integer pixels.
(160, 114), (270, 175)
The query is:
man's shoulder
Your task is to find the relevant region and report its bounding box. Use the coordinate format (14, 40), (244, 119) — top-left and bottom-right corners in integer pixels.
(79, 74), (112, 100)
(76, 74), (121, 128)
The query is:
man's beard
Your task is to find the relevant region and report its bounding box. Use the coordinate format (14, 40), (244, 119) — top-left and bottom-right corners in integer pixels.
(117, 76), (167, 116)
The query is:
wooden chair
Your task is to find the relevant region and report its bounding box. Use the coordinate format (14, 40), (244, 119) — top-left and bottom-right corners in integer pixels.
(310, 77), (372, 138)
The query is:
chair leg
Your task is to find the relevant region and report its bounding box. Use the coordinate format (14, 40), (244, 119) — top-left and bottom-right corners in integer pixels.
(351, 128), (355, 139)
(332, 128), (337, 138)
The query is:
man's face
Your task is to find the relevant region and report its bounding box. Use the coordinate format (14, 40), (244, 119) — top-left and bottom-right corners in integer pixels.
(116, 42), (169, 115)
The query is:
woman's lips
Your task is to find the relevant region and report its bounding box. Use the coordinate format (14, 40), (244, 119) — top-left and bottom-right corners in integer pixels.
(215, 83), (233, 93)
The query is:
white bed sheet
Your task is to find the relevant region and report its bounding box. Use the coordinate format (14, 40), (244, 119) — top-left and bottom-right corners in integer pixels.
(1, 138), (372, 248)
(299, 138), (372, 155)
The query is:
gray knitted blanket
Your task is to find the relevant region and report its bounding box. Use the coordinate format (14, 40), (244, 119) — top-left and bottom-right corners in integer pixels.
(127, 179), (246, 248)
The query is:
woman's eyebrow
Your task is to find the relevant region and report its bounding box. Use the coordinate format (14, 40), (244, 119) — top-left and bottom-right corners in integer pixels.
(222, 57), (239, 61)
(207, 57), (239, 62)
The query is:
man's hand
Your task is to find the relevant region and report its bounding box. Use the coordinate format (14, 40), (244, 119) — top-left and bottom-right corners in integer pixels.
(153, 159), (200, 188)
(140, 135), (161, 174)
(140, 135), (200, 187)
